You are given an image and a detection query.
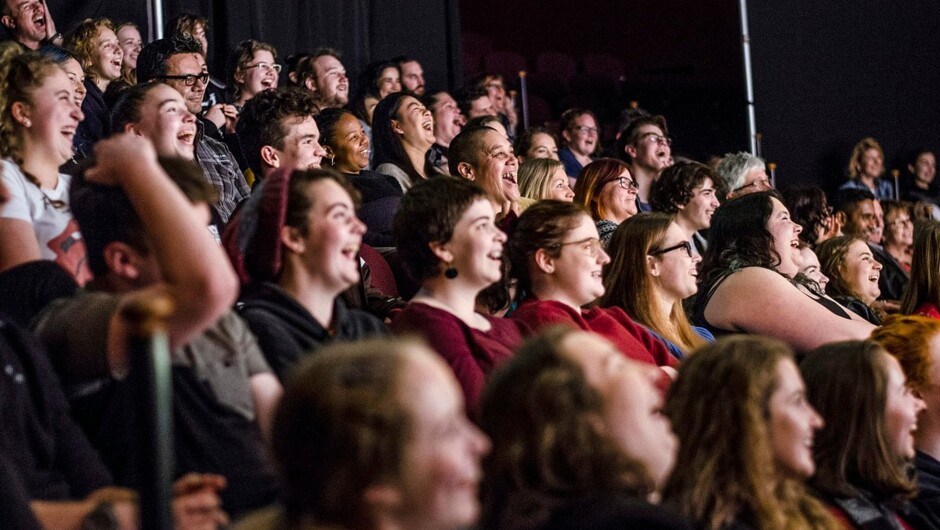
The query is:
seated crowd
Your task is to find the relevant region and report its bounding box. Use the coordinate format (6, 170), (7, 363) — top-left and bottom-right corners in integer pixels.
(3, 3), (940, 529)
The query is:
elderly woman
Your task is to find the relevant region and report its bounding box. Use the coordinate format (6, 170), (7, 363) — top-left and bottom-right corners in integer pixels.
(390, 176), (525, 416)
(693, 192), (873, 352)
(372, 92), (436, 191)
(802, 340), (926, 528)
(572, 158), (638, 248)
(481, 328), (689, 530)
(600, 213), (713, 359)
(665, 336), (840, 530)
(815, 235), (884, 324)
(839, 137), (894, 200)
(517, 158), (573, 203)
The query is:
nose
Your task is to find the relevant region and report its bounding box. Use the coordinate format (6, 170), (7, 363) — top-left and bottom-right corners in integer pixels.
(71, 101), (85, 122)
(810, 405), (825, 429)
(598, 248), (611, 265)
(314, 142), (327, 157)
(873, 260), (883, 271)
(692, 253), (702, 264)
(470, 422), (491, 456)
(793, 223), (802, 235)
(352, 216), (367, 235)
(494, 227), (507, 243)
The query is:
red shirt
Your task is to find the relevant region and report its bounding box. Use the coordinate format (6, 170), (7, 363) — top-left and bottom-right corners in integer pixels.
(915, 302), (940, 319)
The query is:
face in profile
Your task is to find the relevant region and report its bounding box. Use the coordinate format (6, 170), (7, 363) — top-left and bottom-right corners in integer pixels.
(798, 246), (829, 290)
(470, 129), (519, 208)
(329, 112), (370, 173)
(648, 222), (700, 302)
(766, 197), (803, 277)
(435, 198), (506, 288)
(882, 353), (925, 460)
(27, 67), (85, 164)
(130, 84), (197, 160)
(540, 214), (610, 309)
(392, 346), (490, 529)
(840, 239), (882, 305)
(117, 24), (142, 70)
(767, 358), (824, 478)
(560, 332), (676, 489)
(595, 169), (638, 224)
(274, 115), (326, 171)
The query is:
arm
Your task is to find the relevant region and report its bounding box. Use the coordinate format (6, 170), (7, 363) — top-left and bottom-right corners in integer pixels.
(704, 267), (875, 352)
(0, 218), (41, 273)
(249, 374), (282, 443)
(86, 135), (238, 368)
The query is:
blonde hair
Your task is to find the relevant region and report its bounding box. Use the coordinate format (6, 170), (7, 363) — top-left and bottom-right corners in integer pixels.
(847, 137), (884, 181)
(518, 157), (565, 201)
(63, 18), (116, 85)
(0, 42), (62, 164)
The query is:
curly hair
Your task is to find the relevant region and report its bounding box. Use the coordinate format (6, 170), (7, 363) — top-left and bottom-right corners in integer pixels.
(872, 314), (940, 396)
(517, 158), (565, 201)
(600, 213), (706, 353)
(0, 42), (61, 164)
(814, 235), (868, 302)
(780, 185), (831, 247)
(572, 158), (631, 222)
(480, 327), (653, 528)
(272, 337), (423, 527)
(393, 176), (486, 283)
(847, 137), (884, 181)
(63, 18), (115, 85)
(664, 335), (840, 530)
(230, 39), (278, 97)
(649, 160), (717, 213)
(901, 220), (940, 314)
(507, 200), (589, 298)
(236, 87), (320, 177)
(802, 340), (916, 504)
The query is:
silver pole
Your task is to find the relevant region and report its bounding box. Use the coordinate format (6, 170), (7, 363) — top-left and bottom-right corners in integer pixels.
(153, 0), (164, 40)
(738, 0), (757, 155)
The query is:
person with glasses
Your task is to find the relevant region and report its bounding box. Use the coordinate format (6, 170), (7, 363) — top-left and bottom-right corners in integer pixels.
(615, 111), (672, 211)
(572, 158), (638, 248)
(230, 39), (279, 111)
(137, 35), (251, 224)
(600, 213), (713, 360)
(715, 151), (771, 200)
(558, 107), (599, 179)
(693, 192), (873, 353)
(650, 161), (721, 255)
(507, 200), (678, 379)
(874, 200), (914, 303)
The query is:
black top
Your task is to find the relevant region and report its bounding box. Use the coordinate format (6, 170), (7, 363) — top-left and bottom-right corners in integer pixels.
(870, 243), (909, 303)
(832, 295), (882, 325)
(74, 79), (110, 159)
(911, 450), (940, 530)
(345, 169), (403, 248)
(0, 260), (78, 329)
(237, 282), (387, 381)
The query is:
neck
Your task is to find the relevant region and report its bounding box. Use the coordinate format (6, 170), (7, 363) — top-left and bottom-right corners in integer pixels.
(235, 92), (252, 108)
(278, 263), (342, 329)
(653, 288), (678, 324)
(435, 135), (453, 148)
(860, 175), (877, 188)
(572, 149), (593, 165)
(402, 141), (429, 179)
(530, 280), (583, 312)
(916, 414), (940, 462)
(632, 166), (658, 203)
(916, 179), (931, 190)
(17, 35), (41, 51)
(884, 241), (910, 261)
(20, 142), (63, 187)
(674, 217), (698, 241)
(95, 76), (111, 93)
(412, 277), (483, 324)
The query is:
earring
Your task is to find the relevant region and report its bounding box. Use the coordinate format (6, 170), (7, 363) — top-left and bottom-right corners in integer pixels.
(444, 263), (458, 279)
(329, 156), (335, 167)
(23, 119), (30, 128)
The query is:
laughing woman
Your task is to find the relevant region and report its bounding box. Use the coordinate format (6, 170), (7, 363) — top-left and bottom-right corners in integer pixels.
(391, 176), (526, 416)
(372, 92), (436, 191)
(315, 107), (402, 247)
(222, 167), (386, 380)
(507, 201), (678, 378)
(815, 235), (884, 324)
(573, 158), (639, 248)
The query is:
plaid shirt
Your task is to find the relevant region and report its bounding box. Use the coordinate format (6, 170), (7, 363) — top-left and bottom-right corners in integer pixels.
(195, 121), (250, 224)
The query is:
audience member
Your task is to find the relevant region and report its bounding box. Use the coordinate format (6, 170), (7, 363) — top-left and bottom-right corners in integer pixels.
(425, 90), (464, 174)
(397, 56), (426, 95)
(222, 167), (386, 380)
(601, 213), (713, 359)
(517, 158), (573, 203)
(390, 176), (525, 416)
(38, 44), (87, 107)
(372, 92), (436, 191)
(164, 13), (227, 110)
(664, 336), (839, 530)
(715, 151), (770, 200)
(0, 42), (90, 282)
(64, 18), (122, 158)
(781, 184), (839, 247)
(230, 39), (279, 110)
(466, 114), (507, 138)
(359, 59), (401, 100)
(111, 83), (197, 160)
(616, 112), (671, 211)
(815, 235), (884, 324)
(901, 148), (939, 216)
(831, 187), (880, 242)
(693, 192), (873, 352)
(295, 47), (349, 109)
(456, 86), (496, 119)
(513, 126), (559, 165)
(649, 161), (721, 254)
(469, 73), (517, 138)
(1, 0), (62, 49)
(840, 137), (894, 200)
(480, 328), (689, 530)
(881, 199), (914, 272)
(802, 340), (924, 528)
(448, 125), (521, 221)
(901, 220), (940, 317)
(115, 21), (141, 85)
(558, 108), (599, 178)
(572, 158), (638, 248)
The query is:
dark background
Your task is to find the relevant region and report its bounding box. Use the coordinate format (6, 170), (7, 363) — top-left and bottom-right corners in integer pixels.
(45, 0), (940, 191)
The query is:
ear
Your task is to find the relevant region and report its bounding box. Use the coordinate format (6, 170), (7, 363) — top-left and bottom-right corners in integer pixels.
(646, 254), (660, 277)
(560, 129), (573, 143)
(1, 15), (14, 31)
(260, 145), (280, 169)
(280, 224), (305, 254)
(102, 242), (145, 279)
(533, 247), (556, 275)
(835, 211), (848, 227)
(908, 163), (917, 175)
(362, 483), (402, 515)
(321, 145), (335, 159)
(456, 162), (474, 181)
(428, 240), (453, 266)
(10, 101), (30, 127)
(391, 119), (405, 136)
(233, 69), (245, 86)
(304, 77), (317, 92)
(624, 143), (638, 160)
(123, 122), (144, 136)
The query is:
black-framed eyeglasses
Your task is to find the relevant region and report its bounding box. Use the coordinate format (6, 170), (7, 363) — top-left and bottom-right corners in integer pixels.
(548, 237), (603, 258)
(649, 240), (692, 258)
(156, 72), (210, 86)
(614, 176), (638, 191)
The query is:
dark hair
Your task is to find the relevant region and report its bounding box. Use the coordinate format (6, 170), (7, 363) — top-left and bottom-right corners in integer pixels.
(455, 86), (489, 117)
(650, 161), (717, 213)
(572, 158), (632, 221)
(164, 13), (208, 40)
(272, 337), (416, 526)
(237, 87), (319, 177)
(136, 35), (203, 84)
(616, 113), (668, 162)
(480, 327), (652, 529)
(38, 44), (81, 64)
(830, 187), (875, 218)
(559, 107), (597, 138)
(447, 125), (492, 176)
(313, 107), (355, 153)
(801, 341), (916, 503)
(229, 39), (277, 95)
(815, 235), (869, 302)
(284, 51), (312, 87)
(70, 157), (217, 276)
(513, 126), (557, 159)
(357, 59), (399, 98)
(465, 115), (502, 131)
(901, 220), (940, 314)
(780, 185), (831, 247)
(372, 92), (429, 187)
(698, 191), (782, 294)
(393, 176), (486, 282)
(110, 82), (163, 133)
(508, 200), (589, 297)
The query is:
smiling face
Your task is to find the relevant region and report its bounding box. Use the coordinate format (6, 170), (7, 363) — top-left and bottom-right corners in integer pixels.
(275, 116), (326, 171)
(400, 60), (425, 95)
(309, 54), (349, 107)
(439, 198), (506, 290)
(561, 332), (677, 489)
(61, 58), (87, 106)
(845, 199), (878, 240)
(130, 84), (197, 160)
(22, 67), (84, 165)
(329, 112), (370, 173)
(562, 113), (598, 158)
(649, 222), (700, 303)
(90, 25), (124, 83)
(539, 214), (610, 308)
(524, 132), (559, 161)
(868, 199), (884, 245)
(3, 0), (48, 46)
(840, 239), (882, 305)
(117, 25), (142, 71)
(768, 359), (824, 479)
(860, 147), (884, 180)
(164, 52), (207, 114)
(677, 177), (720, 232)
(238, 49), (278, 100)
(627, 124), (672, 173)
(395, 349), (490, 530)
(431, 92), (463, 146)
(470, 129), (519, 208)
(883, 353), (926, 460)
(798, 246), (829, 291)
(376, 66), (401, 99)
(466, 95), (496, 119)
(596, 170), (638, 224)
(913, 152), (937, 187)
(884, 208), (914, 248)
(547, 167), (575, 201)
(767, 198), (803, 277)
(393, 95), (436, 151)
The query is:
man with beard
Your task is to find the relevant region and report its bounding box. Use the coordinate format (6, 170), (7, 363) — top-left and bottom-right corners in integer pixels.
(296, 48), (349, 110)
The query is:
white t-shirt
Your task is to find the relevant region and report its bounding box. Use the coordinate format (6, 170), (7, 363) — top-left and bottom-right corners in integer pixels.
(0, 158), (91, 283)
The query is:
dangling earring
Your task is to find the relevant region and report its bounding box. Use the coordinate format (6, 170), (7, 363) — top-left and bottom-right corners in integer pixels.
(329, 156), (335, 167)
(444, 263), (458, 279)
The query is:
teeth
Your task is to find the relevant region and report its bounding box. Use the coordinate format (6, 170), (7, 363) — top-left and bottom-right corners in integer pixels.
(488, 250), (502, 259)
(591, 271), (602, 277)
(503, 171), (517, 182)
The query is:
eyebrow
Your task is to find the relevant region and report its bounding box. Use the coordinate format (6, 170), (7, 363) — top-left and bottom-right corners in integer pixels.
(469, 215), (490, 224)
(325, 202), (350, 214)
(55, 89), (71, 98)
(157, 99), (182, 110)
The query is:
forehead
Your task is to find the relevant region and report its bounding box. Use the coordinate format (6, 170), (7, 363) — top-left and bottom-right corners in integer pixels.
(143, 84), (186, 108)
(282, 115), (318, 136)
(166, 53), (206, 73)
(457, 198), (496, 223)
(39, 67), (71, 91)
(433, 93), (456, 109)
(573, 113), (596, 126)
(95, 26), (118, 42)
(694, 177), (715, 190)
(380, 66), (399, 77)
(62, 58), (83, 75)
(481, 130), (510, 153)
(117, 25), (141, 39)
(252, 49), (274, 62)
(773, 358), (802, 392)
(532, 133), (556, 145)
(847, 239), (871, 255)
(401, 60), (422, 73)
(306, 178), (350, 208)
(863, 148), (882, 158)
(636, 124), (664, 136)
(313, 54), (343, 73)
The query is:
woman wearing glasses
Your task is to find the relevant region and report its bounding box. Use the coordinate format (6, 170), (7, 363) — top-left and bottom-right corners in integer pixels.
(572, 158), (638, 248)
(600, 213), (713, 360)
(693, 192), (874, 353)
(558, 108), (599, 178)
(649, 161), (721, 255)
(507, 200), (678, 377)
(231, 39), (279, 110)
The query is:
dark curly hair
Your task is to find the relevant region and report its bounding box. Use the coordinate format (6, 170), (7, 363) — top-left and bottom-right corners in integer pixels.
(507, 200), (589, 298)
(780, 185), (831, 247)
(236, 87), (320, 177)
(393, 176), (486, 282)
(649, 161), (717, 213)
